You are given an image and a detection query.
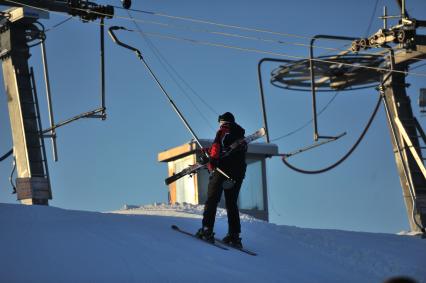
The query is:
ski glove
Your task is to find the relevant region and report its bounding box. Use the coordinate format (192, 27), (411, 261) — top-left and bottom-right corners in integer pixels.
(199, 148), (211, 164)
(208, 158), (219, 172)
(199, 154), (210, 165)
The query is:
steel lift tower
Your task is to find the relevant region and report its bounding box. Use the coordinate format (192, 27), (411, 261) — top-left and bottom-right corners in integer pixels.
(373, 29), (426, 233)
(259, 1), (426, 233)
(346, 5), (426, 233)
(0, 1), (113, 205)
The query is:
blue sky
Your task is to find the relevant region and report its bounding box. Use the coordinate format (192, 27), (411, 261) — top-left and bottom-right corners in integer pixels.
(0, 0), (425, 233)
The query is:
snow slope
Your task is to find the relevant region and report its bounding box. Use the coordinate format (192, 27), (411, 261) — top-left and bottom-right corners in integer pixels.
(0, 202), (425, 283)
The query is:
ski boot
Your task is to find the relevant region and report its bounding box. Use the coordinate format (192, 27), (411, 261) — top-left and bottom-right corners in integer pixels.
(195, 227), (215, 243)
(222, 233), (243, 248)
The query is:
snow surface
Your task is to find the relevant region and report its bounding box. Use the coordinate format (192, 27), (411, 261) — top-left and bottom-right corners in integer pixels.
(0, 202), (425, 283)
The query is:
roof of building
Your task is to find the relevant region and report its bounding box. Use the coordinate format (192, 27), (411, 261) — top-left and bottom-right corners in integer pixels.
(158, 139), (279, 163)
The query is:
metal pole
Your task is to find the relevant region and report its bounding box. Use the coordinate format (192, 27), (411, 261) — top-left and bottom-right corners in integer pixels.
(41, 107), (104, 134)
(309, 35), (358, 141)
(257, 58), (290, 143)
(40, 39), (58, 161)
(309, 39), (318, 141)
(257, 59), (269, 143)
(140, 58), (234, 179)
(258, 57), (305, 143)
(141, 59), (203, 147)
(383, 6), (388, 29)
(108, 27), (203, 147)
(100, 17), (106, 120)
(108, 27), (234, 180)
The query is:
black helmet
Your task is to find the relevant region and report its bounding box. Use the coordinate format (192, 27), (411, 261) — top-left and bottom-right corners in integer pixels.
(218, 112), (235, 123)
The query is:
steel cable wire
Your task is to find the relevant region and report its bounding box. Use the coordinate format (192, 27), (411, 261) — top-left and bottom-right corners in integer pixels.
(6, 0), (426, 65)
(0, 149), (13, 162)
(126, 10), (218, 131)
(71, 4), (426, 65)
(45, 16), (73, 32)
(110, 4), (426, 64)
(134, 31), (426, 78)
(3, 0), (426, 78)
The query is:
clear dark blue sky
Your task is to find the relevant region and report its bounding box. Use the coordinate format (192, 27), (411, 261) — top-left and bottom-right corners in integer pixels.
(1, 0), (425, 233)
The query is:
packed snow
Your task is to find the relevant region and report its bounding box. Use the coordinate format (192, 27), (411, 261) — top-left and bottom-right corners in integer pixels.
(0, 202), (425, 283)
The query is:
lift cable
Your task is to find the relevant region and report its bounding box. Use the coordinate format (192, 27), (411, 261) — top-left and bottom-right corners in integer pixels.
(126, 10), (217, 131)
(71, 4), (426, 64)
(4, 0), (426, 78)
(133, 31), (426, 78)
(45, 16), (73, 32)
(64, 6), (426, 76)
(281, 93), (382, 174)
(111, 4), (426, 64)
(10, 0), (426, 66)
(108, 5), (313, 40)
(109, 14), (343, 54)
(5, 0), (370, 56)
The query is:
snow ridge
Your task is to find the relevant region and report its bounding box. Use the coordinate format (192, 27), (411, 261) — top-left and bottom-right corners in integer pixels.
(116, 202), (262, 222)
(1, 203), (425, 283)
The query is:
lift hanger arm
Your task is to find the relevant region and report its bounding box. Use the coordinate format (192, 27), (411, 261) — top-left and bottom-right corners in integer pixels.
(108, 26), (142, 59)
(108, 26), (235, 183)
(281, 132), (346, 159)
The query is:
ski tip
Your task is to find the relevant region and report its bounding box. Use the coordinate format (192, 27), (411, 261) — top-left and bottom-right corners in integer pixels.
(165, 177), (174, 186)
(171, 224), (179, 230)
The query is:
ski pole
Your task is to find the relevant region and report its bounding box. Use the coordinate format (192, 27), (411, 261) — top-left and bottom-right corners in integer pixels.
(108, 26), (235, 184)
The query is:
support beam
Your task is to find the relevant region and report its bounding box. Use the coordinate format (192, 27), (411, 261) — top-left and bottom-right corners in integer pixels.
(383, 69), (426, 232)
(0, 11), (51, 205)
(394, 117), (426, 180)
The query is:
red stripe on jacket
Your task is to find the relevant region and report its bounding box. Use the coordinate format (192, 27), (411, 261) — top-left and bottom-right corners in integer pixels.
(209, 124), (230, 159)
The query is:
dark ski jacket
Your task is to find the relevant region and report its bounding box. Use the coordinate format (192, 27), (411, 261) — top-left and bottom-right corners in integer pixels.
(208, 122), (247, 180)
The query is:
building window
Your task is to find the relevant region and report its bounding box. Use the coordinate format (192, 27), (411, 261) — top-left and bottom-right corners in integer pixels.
(174, 155), (196, 204)
(238, 159), (264, 210)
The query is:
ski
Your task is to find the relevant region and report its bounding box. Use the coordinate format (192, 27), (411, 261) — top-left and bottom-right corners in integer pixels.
(171, 225), (229, 250)
(165, 163), (206, 186)
(215, 238), (257, 256)
(165, 128), (266, 185)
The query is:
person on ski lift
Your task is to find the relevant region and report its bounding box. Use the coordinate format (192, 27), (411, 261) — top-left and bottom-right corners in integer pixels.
(196, 112), (247, 248)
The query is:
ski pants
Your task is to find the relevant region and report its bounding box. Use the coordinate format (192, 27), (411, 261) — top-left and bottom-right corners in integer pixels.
(202, 170), (245, 234)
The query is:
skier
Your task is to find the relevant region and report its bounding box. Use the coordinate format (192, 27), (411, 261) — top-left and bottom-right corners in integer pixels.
(196, 112), (247, 248)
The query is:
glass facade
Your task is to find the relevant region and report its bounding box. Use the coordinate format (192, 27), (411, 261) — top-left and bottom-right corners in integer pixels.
(160, 140), (276, 221)
(174, 155), (196, 204)
(238, 160), (264, 210)
(172, 155), (266, 214)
